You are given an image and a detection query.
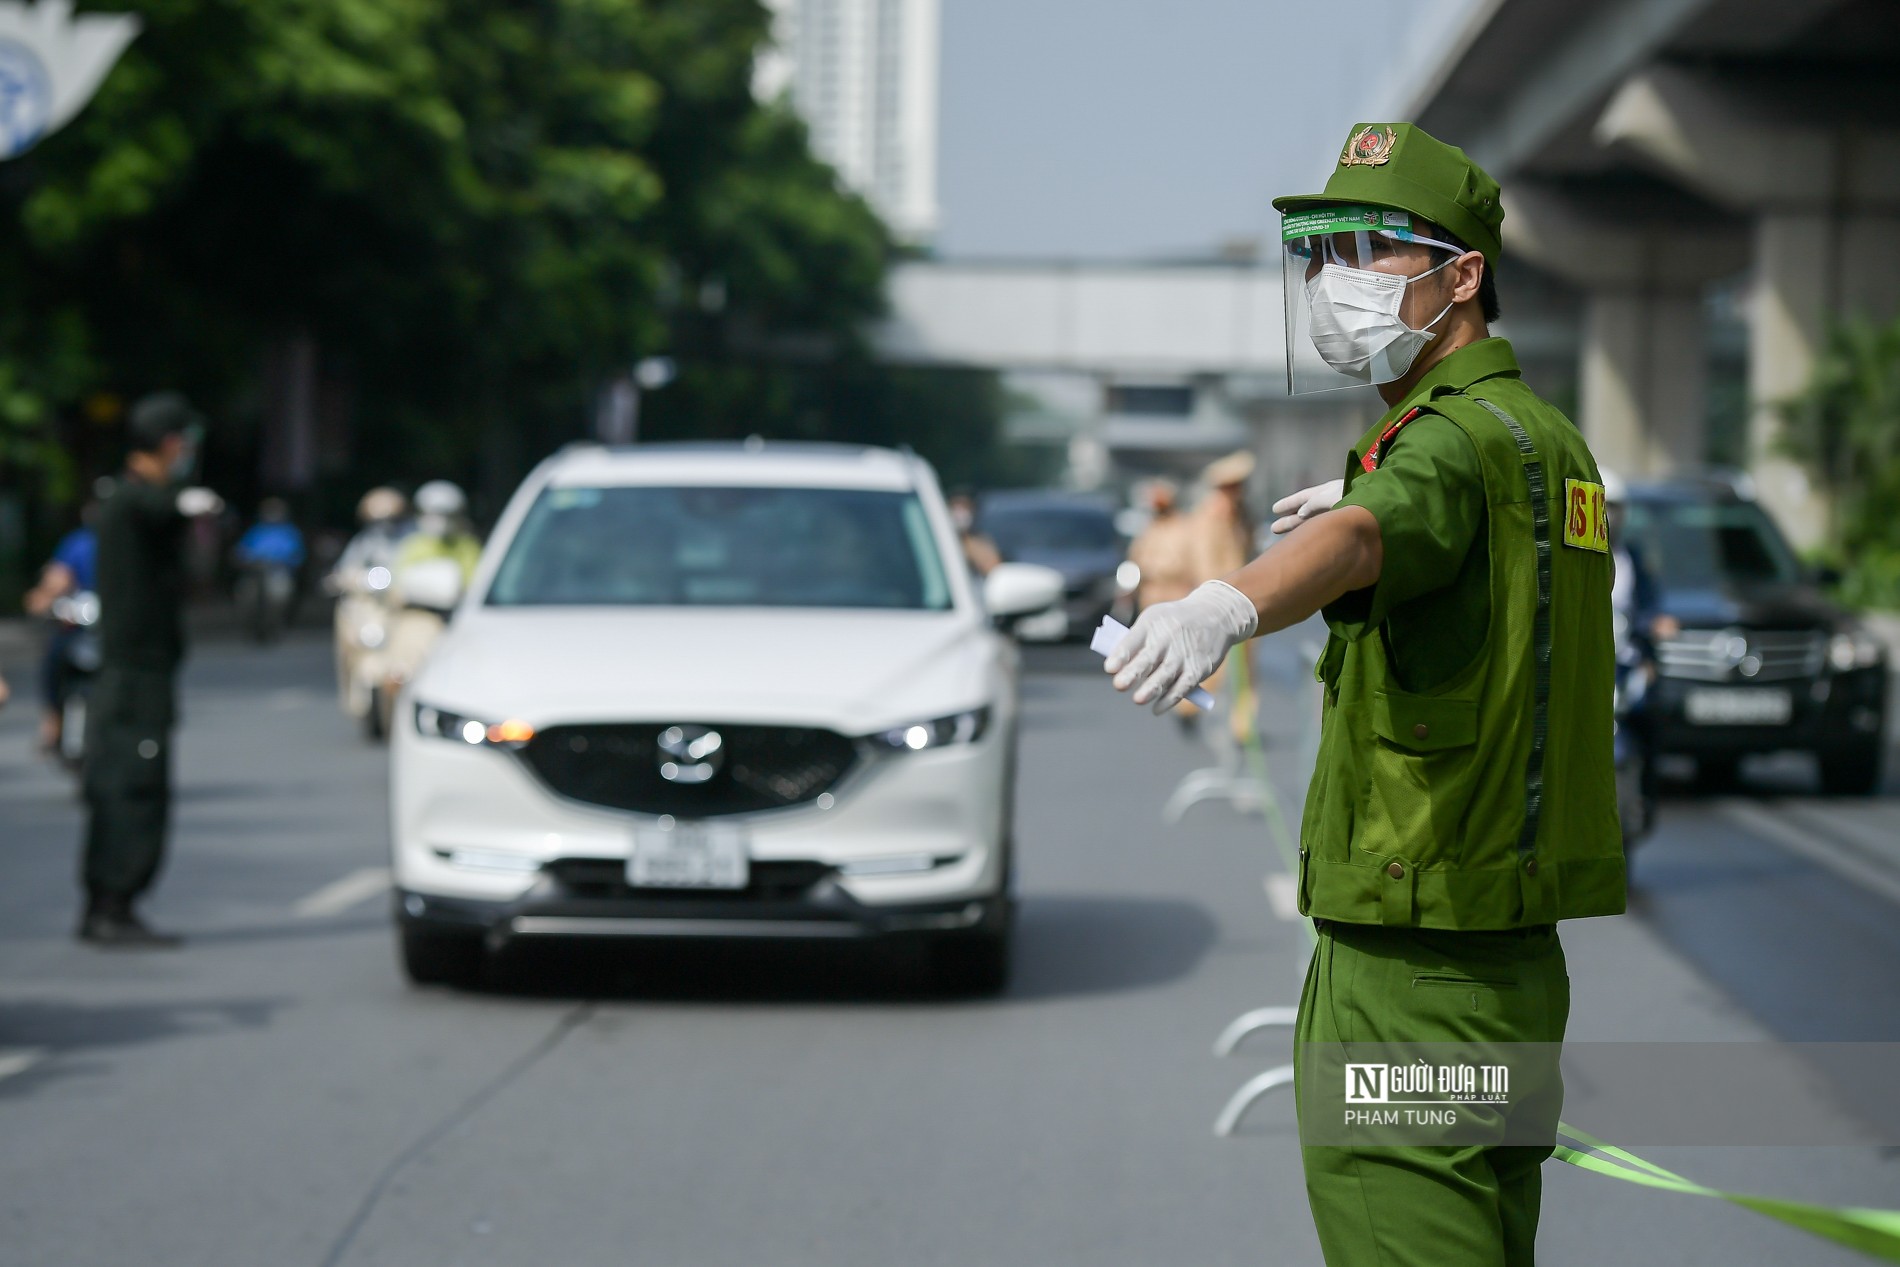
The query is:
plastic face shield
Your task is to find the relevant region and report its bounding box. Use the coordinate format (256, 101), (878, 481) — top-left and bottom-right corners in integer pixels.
(1281, 205), (1464, 395)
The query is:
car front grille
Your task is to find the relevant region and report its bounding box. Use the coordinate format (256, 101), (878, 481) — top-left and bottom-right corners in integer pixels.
(1656, 629), (1825, 682)
(518, 723), (858, 817)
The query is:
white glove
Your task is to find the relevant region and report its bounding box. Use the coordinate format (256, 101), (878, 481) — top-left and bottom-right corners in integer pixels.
(176, 487), (224, 518)
(1269, 479), (1344, 535)
(1104, 579), (1257, 714)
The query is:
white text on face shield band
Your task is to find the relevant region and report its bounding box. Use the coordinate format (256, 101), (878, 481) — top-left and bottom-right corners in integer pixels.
(1304, 257), (1455, 383)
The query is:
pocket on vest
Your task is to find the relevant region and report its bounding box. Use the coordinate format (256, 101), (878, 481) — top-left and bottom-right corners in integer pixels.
(1371, 691), (1476, 752)
(1360, 690), (1480, 864)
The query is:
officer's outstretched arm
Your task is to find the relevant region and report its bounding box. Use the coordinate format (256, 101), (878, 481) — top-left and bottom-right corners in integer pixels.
(1225, 505), (1382, 637)
(1105, 507), (1382, 714)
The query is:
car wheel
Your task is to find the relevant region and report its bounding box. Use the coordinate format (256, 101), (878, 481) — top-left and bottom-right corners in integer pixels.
(1819, 744), (1882, 796)
(399, 926), (484, 987)
(928, 927), (1012, 997)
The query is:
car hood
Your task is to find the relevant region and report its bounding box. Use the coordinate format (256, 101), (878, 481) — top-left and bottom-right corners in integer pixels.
(412, 606), (999, 731)
(1660, 582), (1844, 631)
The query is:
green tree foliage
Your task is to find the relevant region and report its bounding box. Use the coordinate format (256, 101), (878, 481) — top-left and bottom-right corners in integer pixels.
(1781, 314), (1900, 608)
(1, 0), (1013, 525)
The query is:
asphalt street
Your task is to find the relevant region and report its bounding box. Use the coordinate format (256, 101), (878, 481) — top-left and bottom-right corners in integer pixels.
(3, 625), (1899, 1266)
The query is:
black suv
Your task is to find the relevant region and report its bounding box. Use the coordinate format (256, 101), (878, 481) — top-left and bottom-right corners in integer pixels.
(1624, 478), (1888, 794)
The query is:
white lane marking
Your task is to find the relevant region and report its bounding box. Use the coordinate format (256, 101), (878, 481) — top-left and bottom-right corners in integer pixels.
(1718, 800), (1900, 909)
(1263, 873), (1301, 921)
(0, 1048), (46, 1083)
(292, 867), (392, 918)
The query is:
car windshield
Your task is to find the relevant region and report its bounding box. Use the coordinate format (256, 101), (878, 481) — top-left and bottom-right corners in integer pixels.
(982, 506), (1120, 555)
(486, 485), (952, 610)
(1624, 499), (1805, 589)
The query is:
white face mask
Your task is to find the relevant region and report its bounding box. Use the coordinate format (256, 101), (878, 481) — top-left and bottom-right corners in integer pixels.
(1304, 254), (1457, 383)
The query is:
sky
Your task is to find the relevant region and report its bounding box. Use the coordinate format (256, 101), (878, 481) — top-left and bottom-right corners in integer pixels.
(934, 0), (1475, 261)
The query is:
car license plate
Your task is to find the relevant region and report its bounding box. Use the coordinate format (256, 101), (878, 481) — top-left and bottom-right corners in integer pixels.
(1684, 688), (1793, 726)
(629, 821), (749, 889)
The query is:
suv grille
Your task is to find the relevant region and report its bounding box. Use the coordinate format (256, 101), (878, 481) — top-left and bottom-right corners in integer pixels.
(519, 723), (857, 817)
(1656, 629), (1825, 682)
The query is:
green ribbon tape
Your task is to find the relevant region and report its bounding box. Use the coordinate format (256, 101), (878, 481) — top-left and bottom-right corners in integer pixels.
(1232, 682), (1900, 1260)
(1555, 1124), (1900, 1261)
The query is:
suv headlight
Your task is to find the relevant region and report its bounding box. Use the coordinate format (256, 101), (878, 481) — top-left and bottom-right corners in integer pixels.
(870, 707), (990, 752)
(1828, 628), (1885, 672)
(414, 702), (537, 748)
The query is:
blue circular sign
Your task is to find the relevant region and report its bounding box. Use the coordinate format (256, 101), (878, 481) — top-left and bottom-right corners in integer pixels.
(0, 37), (54, 159)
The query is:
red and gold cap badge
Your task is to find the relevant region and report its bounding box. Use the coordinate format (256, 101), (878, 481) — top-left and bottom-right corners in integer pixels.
(1340, 124), (1397, 167)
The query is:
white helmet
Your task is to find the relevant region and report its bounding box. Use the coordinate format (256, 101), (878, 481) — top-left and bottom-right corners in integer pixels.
(413, 480), (466, 518)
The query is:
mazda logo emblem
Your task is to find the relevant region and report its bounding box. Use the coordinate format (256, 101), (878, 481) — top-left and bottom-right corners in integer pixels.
(657, 725), (723, 784)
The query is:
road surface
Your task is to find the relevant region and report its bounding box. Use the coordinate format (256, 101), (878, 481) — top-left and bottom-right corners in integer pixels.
(1, 626), (1897, 1265)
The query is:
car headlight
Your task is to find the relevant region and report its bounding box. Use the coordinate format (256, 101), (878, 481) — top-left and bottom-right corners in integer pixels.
(871, 707), (990, 752)
(414, 702), (537, 748)
(1828, 627), (1885, 672)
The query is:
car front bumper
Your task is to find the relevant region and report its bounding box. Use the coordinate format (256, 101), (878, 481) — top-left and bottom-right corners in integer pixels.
(397, 882), (1009, 946)
(1648, 665), (1887, 756)
(390, 709), (1014, 933)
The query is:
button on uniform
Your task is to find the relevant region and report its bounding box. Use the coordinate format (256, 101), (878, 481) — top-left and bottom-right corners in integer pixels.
(1412, 723), (1429, 740)
(1386, 861), (1405, 879)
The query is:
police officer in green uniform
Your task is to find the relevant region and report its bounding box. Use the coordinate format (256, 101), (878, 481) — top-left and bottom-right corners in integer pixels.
(1106, 123), (1624, 1265)
(79, 393), (222, 948)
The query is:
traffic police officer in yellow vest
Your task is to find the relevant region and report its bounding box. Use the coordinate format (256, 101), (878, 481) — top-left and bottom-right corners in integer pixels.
(1106, 122), (1624, 1265)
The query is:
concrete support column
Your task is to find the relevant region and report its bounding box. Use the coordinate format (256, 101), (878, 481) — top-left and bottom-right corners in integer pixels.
(1597, 65), (1900, 548)
(1503, 183), (1744, 479)
(1579, 288), (1707, 477)
(1746, 213), (1832, 547)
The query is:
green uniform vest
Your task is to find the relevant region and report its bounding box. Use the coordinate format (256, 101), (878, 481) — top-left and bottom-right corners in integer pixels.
(1297, 379), (1627, 929)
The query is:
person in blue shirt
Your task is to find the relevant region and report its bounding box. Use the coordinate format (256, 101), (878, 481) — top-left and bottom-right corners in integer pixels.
(234, 498), (307, 570)
(24, 496), (103, 754)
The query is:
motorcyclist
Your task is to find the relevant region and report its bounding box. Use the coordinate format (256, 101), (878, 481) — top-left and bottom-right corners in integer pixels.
(233, 498), (306, 641)
(394, 480), (481, 582)
(235, 498), (306, 572)
(328, 487), (414, 725)
(331, 487), (414, 578)
(24, 493), (102, 754)
(373, 481), (480, 736)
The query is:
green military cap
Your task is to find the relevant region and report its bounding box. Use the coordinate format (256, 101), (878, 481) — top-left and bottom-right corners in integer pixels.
(1272, 122), (1504, 267)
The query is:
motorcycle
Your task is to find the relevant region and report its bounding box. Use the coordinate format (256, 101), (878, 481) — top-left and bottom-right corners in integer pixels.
(235, 560), (297, 644)
(327, 563), (399, 739)
(47, 589), (103, 771)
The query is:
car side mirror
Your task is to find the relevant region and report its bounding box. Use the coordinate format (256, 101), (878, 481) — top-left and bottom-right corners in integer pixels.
(1813, 564), (1844, 588)
(398, 558), (466, 613)
(984, 562), (1064, 624)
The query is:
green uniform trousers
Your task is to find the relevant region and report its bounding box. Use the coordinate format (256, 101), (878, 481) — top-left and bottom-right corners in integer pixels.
(1294, 920), (1570, 1267)
(82, 666), (177, 901)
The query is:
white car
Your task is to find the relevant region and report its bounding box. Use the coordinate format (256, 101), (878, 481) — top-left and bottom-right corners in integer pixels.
(389, 442), (1063, 992)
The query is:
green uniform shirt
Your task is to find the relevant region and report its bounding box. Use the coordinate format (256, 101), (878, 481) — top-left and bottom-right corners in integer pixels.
(1298, 337), (1625, 930)
(96, 474), (190, 673)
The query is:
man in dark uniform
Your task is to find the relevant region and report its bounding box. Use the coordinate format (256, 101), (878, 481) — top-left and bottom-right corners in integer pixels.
(80, 393), (222, 947)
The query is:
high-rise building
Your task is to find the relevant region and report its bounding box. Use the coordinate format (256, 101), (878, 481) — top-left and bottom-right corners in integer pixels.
(755, 0), (939, 243)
